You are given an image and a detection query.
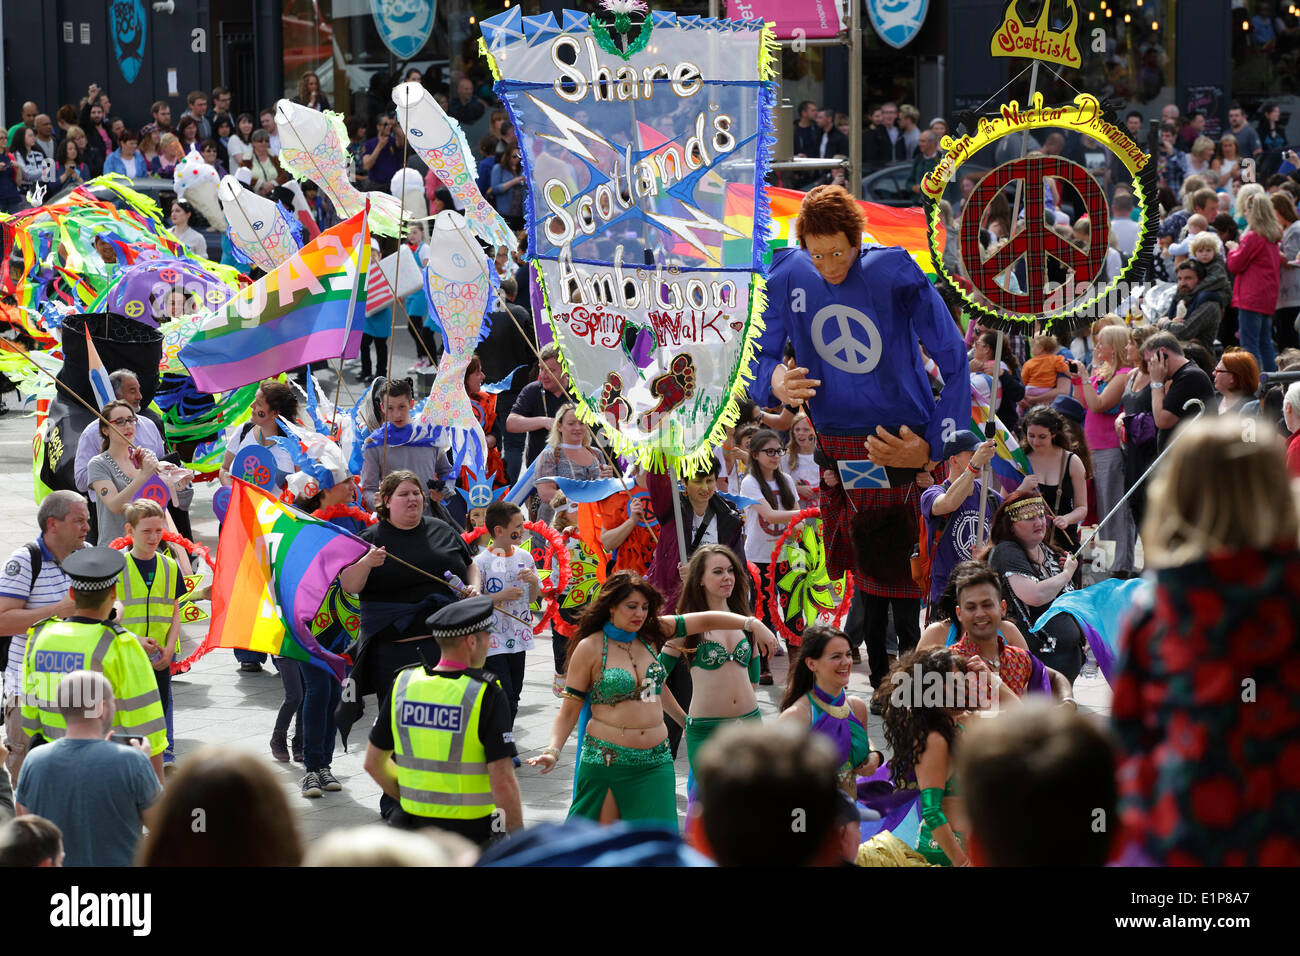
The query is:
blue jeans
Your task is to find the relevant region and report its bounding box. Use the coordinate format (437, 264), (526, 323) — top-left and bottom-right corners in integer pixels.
(1237, 309), (1277, 372)
(301, 661), (341, 771)
(234, 649), (267, 666)
(273, 657), (304, 739)
(154, 663), (174, 763)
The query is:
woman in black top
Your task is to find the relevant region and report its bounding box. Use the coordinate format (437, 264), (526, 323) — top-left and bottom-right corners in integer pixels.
(341, 470), (481, 703)
(971, 329), (1025, 431)
(985, 491), (1085, 681)
(340, 469), (482, 817)
(1116, 328), (1157, 530)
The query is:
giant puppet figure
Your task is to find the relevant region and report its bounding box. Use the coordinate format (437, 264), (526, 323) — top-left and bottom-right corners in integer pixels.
(748, 185), (969, 684)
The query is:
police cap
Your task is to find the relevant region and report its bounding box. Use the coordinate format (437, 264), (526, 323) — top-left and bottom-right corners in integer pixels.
(63, 547), (126, 592)
(427, 595), (495, 640)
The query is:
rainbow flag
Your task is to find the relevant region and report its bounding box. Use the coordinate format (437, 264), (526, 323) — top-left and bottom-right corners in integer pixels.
(970, 384), (1031, 490)
(721, 185), (943, 277)
(179, 211), (370, 393)
(201, 478), (368, 681)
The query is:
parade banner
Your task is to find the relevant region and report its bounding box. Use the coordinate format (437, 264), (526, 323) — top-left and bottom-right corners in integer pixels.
(179, 212), (371, 393)
(479, 5), (778, 474)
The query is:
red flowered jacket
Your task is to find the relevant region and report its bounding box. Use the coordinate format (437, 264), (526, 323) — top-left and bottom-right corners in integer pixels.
(1112, 544), (1300, 866)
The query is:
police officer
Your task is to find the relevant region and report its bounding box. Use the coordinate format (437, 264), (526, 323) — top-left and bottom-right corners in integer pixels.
(20, 548), (167, 781)
(363, 596), (523, 845)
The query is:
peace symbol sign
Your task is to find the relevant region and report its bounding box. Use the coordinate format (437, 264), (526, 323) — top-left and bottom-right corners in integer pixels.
(182, 603), (204, 622)
(206, 288), (227, 303)
(961, 155), (1109, 315)
(811, 304), (882, 374)
(466, 483), (494, 508)
(159, 269), (179, 283)
(238, 445), (277, 489)
(134, 476), (171, 508)
(484, 578), (504, 594)
(124, 300), (145, 318)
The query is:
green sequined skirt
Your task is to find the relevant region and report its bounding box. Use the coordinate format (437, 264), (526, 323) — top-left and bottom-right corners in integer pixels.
(685, 708), (761, 777)
(570, 737), (677, 827)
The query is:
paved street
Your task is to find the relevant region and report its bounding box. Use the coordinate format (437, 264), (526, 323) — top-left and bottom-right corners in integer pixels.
(0, 346), (1111, 845)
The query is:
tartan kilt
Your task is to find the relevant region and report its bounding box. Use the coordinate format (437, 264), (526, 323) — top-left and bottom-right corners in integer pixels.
(816, 432), (946, 600)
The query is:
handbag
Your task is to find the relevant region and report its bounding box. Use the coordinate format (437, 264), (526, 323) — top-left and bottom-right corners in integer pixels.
(1123, 411), (1157, 447)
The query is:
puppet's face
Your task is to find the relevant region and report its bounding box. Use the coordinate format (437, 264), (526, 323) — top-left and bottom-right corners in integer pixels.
(803, 232), (856, 285)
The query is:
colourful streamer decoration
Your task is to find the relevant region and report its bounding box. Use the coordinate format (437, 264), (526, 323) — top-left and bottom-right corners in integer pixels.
(765, 507), (854, 646)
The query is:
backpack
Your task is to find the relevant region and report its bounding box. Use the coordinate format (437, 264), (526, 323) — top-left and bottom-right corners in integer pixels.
(910, 508), (949, 596)
(0, 543), (43, 664)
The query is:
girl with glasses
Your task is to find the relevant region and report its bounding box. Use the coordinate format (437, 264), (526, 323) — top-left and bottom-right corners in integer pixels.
(86, 399), (194, 547)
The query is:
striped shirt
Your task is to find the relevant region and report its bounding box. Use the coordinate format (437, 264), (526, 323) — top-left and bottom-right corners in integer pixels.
(1, 539), (75, 698)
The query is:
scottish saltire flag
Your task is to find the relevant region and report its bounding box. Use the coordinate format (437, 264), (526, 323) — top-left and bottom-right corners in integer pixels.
(179, 212), (370, 393)
(1031, 577), (1150, 685)
(837, 459), (891, 490)
(970, 384), (1030, 490)
(84, 326), (114, 410)
(202, 478), (369, 681)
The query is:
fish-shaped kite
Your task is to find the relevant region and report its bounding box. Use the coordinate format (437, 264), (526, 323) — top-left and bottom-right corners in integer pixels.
(274, 100), (402, 237)
(392, 82), (517, 253)
(216, 175), (302, 273)
(416, 209), (495, 475)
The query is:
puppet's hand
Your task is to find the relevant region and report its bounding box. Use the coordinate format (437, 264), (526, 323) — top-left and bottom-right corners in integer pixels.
(772, 363), (820, 404)
(864, 425), (930, 469)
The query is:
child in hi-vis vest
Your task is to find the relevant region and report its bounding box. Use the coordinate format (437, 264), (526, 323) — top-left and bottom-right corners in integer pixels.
(118, 499), (185, 767)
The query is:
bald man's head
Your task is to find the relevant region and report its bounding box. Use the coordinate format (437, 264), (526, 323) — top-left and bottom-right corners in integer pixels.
(21, 102), (37, 125)
(34, 114), (52, 138)
(55, 670), (115, 732)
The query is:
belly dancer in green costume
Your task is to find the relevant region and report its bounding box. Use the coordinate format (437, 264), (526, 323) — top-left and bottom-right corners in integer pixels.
(529, 570), (773, 827)
(658, 546), (778, 782)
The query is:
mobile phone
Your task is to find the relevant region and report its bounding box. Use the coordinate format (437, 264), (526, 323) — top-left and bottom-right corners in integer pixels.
(110, 734), (145, 747)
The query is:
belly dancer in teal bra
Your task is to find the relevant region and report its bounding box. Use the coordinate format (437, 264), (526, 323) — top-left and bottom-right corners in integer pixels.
(529, 571), (773, 827)
(658, 546), (777, 780)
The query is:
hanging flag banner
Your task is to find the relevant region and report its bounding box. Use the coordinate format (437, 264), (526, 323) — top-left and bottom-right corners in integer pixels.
(725, 0), (843, 40)
(369, 0), (438, 59)
(479, 5), (777, 474)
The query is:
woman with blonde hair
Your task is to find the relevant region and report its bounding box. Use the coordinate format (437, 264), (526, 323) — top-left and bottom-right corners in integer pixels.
(1112, 416), (1300, 866)
(1068, 322), (1136, 575)
(1213, 133), (1244, 202)
(1232, 181), (1265, 228)
(1185, 136), (1216, 178)
(1226, 190), (1284, 372)
(531, 403), (612, 525)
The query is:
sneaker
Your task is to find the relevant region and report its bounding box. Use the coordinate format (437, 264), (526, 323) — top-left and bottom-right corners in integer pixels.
(239, 661), (263, 673)
(291, 737), (303, 763)
(552, 674), (565, 698)
(317, 768), (342, 792)
(301, 771), (323, 798)
(270, 735), (290, 762)
(773, 642), (786, 658)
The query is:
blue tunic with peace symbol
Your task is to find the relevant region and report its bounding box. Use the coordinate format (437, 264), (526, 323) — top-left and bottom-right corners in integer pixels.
(748, 245), (969, 461)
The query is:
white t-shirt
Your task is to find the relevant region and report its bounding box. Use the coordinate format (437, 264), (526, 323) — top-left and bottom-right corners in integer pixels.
(1, 540), (79, 697)
(225, 422), (298, 484)
(741, 471), (796, 564)
(791, 451), (819, 489)
(474, 547), (537, 654)
(176, 226), (208, 260)
(227, 134), (252, 166)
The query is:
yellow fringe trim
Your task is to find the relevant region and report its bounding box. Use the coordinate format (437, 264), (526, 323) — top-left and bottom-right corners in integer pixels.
(478, 37), (503, 83)
(535, 263), (769, 478)
(758, 22), (780, 82)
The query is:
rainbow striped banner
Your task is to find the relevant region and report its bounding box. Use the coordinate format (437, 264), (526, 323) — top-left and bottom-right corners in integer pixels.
(179, 212), (370, 393)
(722, 185), (943, 277)
(202, 479), (369, 681)
(970, 384), (1031, 490)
